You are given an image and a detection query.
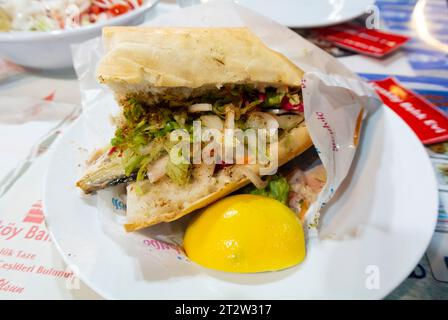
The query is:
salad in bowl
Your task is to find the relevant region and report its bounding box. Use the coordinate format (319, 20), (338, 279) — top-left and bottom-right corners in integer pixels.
(0, 0), (158, 69)
(0, 0), (144, 32)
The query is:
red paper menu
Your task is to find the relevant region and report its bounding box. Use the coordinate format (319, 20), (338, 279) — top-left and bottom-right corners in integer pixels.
(370, 77), (448, 145)
(314, 23), (410, 58)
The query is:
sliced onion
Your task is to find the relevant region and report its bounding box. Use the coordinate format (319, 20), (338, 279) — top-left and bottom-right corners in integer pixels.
(224, 105), (235, 130)
(127, 0), (141, 9)
(276, 114), (304, 130)
(188, 103), (213, 113)
(236, 166), (268, 189)
(282, 99), (304, 113)
(146, 156), (169, 183)
(200, 115), (224, 130)
(139, 139), (159, 156)
(93, 0), (112, 9)
(246, 111), (279, 130)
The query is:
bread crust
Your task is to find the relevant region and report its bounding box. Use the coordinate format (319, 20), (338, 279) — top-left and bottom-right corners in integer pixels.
(97, 27), (304, 99)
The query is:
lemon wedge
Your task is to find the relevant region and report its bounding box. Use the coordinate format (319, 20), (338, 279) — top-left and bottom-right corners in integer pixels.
(184, 194), (306, 273)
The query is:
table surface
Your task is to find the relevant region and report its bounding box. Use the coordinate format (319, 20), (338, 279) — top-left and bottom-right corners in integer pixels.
(0, 0), (447, 299)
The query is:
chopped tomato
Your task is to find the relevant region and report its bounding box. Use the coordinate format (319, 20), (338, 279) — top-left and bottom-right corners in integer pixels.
(281, 95), (303, 112)
(89, 5), (102, 15)
(107, 146), (118, 156)
(109, 4), (129, 16)
(126, 0), (143, 9)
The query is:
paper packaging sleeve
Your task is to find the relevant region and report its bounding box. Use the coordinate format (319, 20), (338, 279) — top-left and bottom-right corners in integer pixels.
(72, 2), (382, 245)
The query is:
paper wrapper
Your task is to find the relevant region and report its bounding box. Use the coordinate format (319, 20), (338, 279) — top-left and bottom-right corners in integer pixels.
(72, 2), (382, 248)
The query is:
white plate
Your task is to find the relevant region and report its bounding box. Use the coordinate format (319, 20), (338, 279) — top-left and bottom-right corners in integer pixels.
(44, 106), (438, 299)
(236, 0), (376, 28)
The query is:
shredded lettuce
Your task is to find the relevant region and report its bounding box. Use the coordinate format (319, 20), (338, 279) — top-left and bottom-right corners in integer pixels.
(135, 157), (154, 183)
(124, 99), (145, 123)
(165, 159), (190, 186)
(287, 93), (301, 105)
(268, 175), (291, 203)
(122, 138), (166, 179)
(111, 128), (124, 147)
(212, 102), (227, 118)
(241, 99), (263, 114)
(30, 17), (55, 31)
(263, 89), (285, 108)
(153, 120), (180, 138)
(111, 99), (183, 161)
(242, 174), (290, 204)
(109, 86), (302, 186)
(164, 140), (191, 186)
(123, 151), (144, 177)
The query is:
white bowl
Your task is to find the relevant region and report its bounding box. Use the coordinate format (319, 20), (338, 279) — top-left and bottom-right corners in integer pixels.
(0, 0), (159, 69)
